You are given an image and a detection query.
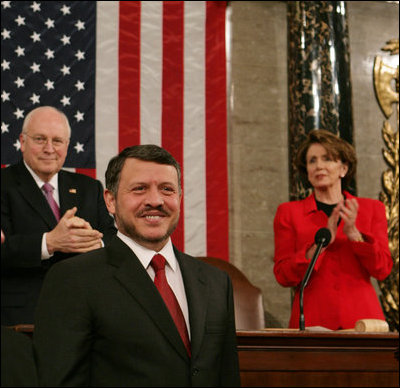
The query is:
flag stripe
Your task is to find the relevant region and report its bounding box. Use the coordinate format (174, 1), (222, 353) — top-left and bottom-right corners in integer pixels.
(205, 1), (229, 259)
(96, 1), (120, 182)
(119, 1), (141, 150)
(183, 1), (207, 255)
(140, 2), (163, 146)
(162, 1), (185, 251)
(75, 168), (96, 179)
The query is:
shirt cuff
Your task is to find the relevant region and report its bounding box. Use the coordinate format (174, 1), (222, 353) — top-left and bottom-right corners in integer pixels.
(41, 233), (53, 260)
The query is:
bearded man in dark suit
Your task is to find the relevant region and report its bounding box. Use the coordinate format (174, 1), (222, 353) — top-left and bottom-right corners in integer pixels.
(1, 106), (117, 326)
(33, 144), (240, 387)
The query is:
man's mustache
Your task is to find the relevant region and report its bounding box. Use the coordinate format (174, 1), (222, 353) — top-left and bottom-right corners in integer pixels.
(137, 205), (169, 217)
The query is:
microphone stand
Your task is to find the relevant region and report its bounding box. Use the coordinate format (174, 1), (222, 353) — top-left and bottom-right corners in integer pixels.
(299, 237), (327, 331)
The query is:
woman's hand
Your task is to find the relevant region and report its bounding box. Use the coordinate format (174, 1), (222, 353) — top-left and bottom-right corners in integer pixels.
(338, 198), (363, 241)
(326, 201), (341, 245)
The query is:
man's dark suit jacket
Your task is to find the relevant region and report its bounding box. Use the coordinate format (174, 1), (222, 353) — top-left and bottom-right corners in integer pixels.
(1, 161), (117, 326)
(1, 326), (38, 387)
(33, 235), (241, 387)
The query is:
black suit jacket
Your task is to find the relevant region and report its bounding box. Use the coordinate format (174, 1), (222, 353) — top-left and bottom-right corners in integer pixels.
(1, 161), (117, 325)
(1, 326), (38, 387)
(33, 236), (241, 387)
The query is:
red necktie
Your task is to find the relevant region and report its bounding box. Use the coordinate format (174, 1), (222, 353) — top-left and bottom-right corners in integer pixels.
(42, 183), (60, 221)
(150, 254), (191, 356)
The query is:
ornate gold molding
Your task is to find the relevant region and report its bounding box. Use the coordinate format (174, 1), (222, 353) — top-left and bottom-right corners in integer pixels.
(373, 39), (399, 332)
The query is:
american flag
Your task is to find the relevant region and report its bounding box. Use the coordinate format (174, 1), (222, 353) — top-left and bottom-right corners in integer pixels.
(1, 1), (96, 168)
(1, 1), (229, 260)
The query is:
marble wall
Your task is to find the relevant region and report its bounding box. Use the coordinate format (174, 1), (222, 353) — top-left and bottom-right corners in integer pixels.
(228, 1), (399, 327)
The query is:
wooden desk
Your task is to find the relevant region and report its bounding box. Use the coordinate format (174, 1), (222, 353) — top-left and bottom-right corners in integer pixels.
(237, 329), (399, 387)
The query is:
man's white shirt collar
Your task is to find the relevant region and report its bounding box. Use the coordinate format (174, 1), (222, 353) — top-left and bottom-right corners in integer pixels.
(117, 231), (177, 271)
(24, 160), (59, 192)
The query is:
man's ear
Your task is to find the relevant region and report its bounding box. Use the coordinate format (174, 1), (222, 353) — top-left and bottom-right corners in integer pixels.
(19, 133), (26, 153)
(104, 189), (116, 215)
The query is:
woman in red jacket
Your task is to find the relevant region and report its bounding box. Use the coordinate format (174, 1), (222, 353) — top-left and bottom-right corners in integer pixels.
(273, 130), (393, 330)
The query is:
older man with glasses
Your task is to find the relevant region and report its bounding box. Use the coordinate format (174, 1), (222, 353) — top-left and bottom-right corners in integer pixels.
(1, 106), (117, 326)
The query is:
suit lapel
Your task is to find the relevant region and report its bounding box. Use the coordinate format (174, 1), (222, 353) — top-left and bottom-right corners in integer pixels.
(107, 237), (189, 361)
(58, 170), (79, 214)
(15, 162), (57, 228)
(176, 250), (208, 361)
(303, 193), (329, 229)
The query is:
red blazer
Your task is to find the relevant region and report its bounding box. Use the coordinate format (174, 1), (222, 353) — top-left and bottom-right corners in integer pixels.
(273, 191), (393, 330)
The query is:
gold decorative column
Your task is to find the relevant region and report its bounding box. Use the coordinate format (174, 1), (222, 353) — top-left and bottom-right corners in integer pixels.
(287, 1), (354, 200)
(373, 39), (399, 332)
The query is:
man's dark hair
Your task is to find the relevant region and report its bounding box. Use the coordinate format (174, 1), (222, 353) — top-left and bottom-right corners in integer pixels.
(105, 144), (182, 195)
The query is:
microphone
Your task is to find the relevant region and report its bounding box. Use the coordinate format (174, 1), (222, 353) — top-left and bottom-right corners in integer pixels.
(299, 228), (331, 330)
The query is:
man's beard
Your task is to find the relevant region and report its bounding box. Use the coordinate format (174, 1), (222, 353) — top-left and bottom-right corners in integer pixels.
(118, 215), (180, 246)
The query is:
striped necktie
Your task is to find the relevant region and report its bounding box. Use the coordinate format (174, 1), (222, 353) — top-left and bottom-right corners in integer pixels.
(42, 183), (60, 221)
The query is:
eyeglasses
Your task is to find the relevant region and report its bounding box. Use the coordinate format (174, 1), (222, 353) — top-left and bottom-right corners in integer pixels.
(24, 133), (69, 148)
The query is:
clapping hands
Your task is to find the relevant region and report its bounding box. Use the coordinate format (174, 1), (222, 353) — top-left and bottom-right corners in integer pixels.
(327, 198), (363, 244)
(46, 207), (103, 254)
